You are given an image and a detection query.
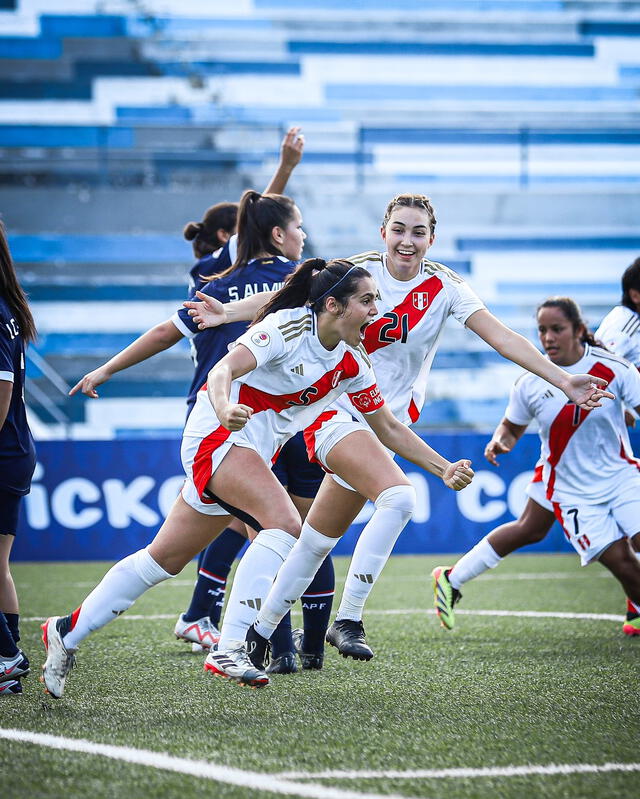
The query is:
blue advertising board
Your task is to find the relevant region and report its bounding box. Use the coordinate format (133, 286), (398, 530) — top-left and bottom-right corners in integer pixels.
(13, 431), (640, 561)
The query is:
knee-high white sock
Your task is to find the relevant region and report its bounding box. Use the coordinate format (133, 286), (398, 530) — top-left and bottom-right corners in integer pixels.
(254, 522), (339, 639)
(217, 528), (296, 650)
(336, 484), (416, 622)
(449, 536), (502, 591)
(63, 547), (173, 650)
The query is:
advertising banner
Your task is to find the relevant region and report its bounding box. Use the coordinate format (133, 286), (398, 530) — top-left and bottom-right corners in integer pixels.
(13, 432), (640, 561)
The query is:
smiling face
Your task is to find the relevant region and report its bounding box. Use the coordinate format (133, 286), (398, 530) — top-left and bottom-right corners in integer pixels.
(274, 205), (306, 261)
(381, 205), (435, 279)
(537, 305), (585, 366)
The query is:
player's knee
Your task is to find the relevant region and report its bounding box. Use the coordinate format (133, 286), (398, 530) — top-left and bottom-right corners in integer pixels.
(375, 484), (416, 517)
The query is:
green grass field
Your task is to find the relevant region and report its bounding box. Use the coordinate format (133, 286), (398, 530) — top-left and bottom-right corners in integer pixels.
(1, 554), (638, 799)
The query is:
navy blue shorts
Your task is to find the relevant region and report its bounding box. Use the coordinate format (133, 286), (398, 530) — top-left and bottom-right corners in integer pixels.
(0, 489), (23, 536)
(272, 431), (324, 499)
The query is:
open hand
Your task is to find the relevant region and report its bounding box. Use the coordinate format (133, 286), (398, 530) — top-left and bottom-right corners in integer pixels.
(183, 291), (227, 330)
(442, 459), (474, 490)
(565, 373), (615, 409)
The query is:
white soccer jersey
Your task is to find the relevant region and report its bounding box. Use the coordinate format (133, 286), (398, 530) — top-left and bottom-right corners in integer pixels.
(328, 251), (485, 425)
(505, 345), (640, 504)
(595, 305), (640, 367)
(183, 307), (383, 498)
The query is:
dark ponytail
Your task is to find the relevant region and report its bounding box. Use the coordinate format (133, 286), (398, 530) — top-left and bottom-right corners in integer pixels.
(537, 296), (596, 346)
(183, 201), (238, 260)
(252, 258), (370, 325)
(209, 190), (296, 283)
(0, 222), (36, 344)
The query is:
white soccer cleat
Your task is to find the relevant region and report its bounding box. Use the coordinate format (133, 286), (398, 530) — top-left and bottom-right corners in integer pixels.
(40, 617), (76, 699)
(204, 644), (269, 688)
(0, 648), (30, 682)
(174, 613), (220, 651)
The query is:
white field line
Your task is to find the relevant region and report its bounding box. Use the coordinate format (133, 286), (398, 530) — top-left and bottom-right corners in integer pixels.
(22, 609), (624, 623)
(275, 762), (640, 781)
(0, 729), (410, 799)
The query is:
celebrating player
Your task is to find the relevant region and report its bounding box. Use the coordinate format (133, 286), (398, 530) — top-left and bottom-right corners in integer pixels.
(185, 194), (614, 663)
(432, 297), (640, 637)
(40, 258), (474, 696)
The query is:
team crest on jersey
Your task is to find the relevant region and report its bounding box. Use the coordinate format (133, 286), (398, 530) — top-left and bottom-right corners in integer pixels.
(251, 331), (270, 347)
(331, 369), (343, 388)
(412, 292), (429, 311)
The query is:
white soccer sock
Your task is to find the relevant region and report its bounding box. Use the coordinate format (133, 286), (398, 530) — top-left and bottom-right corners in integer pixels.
(336, 484), (416, 623)
(217, 528), (296, 650)
(254, 522), (339, 639)
(449, 536), (502, 591)
(63, 547), (173, 650)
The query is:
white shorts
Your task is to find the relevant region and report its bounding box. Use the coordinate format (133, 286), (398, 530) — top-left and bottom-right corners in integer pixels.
(181, 434), (238, 516)
(552, 477), (640, 566)
(525, 467), (553, 512)
(304, 408), (382, 493)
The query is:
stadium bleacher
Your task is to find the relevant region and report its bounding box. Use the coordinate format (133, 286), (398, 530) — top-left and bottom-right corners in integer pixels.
(0, 0), (638, 435)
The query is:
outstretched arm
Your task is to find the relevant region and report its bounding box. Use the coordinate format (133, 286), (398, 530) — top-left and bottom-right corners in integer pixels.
(484, 417), (528, 466)
(69, 320), (183, 398)
(183, 289), (276, 330)
(466, 309), (615, 410)
(263, 126), (304, 195)
(364, 405), (474, 490)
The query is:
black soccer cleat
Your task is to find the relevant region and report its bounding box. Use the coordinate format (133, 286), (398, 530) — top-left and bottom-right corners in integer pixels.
(326, 619), (373, 661)
(292, 628), (324, 670)
(265, 652), (298, 675)
(245, 624), (271, 671)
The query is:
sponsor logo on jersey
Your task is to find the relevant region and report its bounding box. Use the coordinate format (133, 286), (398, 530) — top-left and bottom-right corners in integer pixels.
(541, 389), (554, 400)
(412, 291), (429, 310)
(251, 331), (270, 347)
(291, 364), (305, 376)
(351, 385), (382, 410)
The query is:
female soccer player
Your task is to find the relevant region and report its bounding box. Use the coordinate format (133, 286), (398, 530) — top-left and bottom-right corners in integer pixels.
(70, 185), (323, 666)
(432, 297), (640, 637)
(40, 258), (474, 696)
(0, 222), (37, 697)
(432, 261), (640, 634)
(185, 194), (614, 662)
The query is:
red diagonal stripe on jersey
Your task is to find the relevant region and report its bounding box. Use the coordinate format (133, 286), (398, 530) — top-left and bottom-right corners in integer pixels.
(238, 350), (360, 413)
(363, 275), (444, 354)
(546, 362), (615, 500)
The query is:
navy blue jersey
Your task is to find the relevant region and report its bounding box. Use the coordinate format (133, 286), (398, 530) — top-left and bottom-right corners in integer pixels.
(187, 241), (233, 295)
(0, 296), (36, 494)
(172, 254), (296, 413)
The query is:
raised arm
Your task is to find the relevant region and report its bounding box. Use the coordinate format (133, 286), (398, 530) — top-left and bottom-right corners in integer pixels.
(466, 309), (615, 409)
(484, 417), (528, 466)
(69, 320), (183, 398)
(263, 126), (304, 195)
(183, 289), (276, 330)
(364, 404), (474, 490)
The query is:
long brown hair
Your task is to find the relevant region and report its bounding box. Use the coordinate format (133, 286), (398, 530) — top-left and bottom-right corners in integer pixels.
(621, 257), (640, 311)
(252, 258), (370, 325)
(203, 190), (297, 282)
(0, 221), (36, 343)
